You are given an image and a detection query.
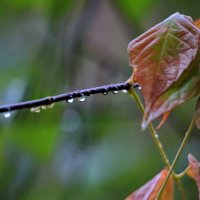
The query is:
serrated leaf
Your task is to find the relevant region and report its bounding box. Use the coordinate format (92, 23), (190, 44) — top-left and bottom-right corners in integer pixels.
(187, 154), (200, 200)
(128, 13), (200, 129)
(125, 169), (173, 200)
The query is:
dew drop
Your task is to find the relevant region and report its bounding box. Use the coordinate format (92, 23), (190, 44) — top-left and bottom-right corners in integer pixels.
(48, 103), (55, 109)
(66, 97), (74, 103)
(138, 85), (142, 90)
(35, 107), (41, 113)
(30, 107), (41, 113)
(42, 105), (47, 110)
(122, 89), (128, 93)
(155, 133), (159, 139)
(112, 90), (118, 94)
(102, 89), (108, 95)
(30, 107), (36, 113)
(78, 94), (85, 102)
(4, 111), (11, 118)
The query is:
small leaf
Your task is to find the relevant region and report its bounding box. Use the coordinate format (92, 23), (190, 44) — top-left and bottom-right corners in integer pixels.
(195, 96), (200, 129)
(128, 12), (200, 129)
(187, 154), (200, 199)
(125, 169), (173, 200)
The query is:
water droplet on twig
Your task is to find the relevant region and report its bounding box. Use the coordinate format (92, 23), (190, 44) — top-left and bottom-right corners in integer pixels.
(4, 111), (11, 118)
(42, 105), (47, 110)
(112, 90), (118, 94)
(35, 107), (41, 113)
(102, 89), (108, 95)
(30, 107), (36, 113)
(122, 89), (128, 93)
(30, 107), (41, 113)
(48, 103), (55, 109)
(78, 94), (85, 102)
(66, 97), (74, 103)
(138, 85), (142, 90)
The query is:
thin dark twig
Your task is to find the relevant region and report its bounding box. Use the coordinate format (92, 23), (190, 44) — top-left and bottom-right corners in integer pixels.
(0, 82), (138, 113)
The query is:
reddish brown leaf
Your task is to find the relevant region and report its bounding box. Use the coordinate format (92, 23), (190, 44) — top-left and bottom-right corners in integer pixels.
(187, 154), (200, 199)
(156, 110), (171, 130)
(125, 169), (173, 200)
(128, 13), (200, 129)
(142, 51), (200, 128)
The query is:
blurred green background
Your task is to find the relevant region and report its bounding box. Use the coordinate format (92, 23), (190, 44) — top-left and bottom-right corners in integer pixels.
(0, 0), (200, 199)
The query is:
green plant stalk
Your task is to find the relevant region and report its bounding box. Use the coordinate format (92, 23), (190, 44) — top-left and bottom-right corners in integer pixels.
(129, 88), (171, 167)
(175, 166), (190, 179)
(156, 115), (195, 200)
(129, 87), (187, 200)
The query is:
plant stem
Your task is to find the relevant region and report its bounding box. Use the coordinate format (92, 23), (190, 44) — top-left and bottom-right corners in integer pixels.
(156, 115), (195, 200)
(128, 87), (187, 200)
(128, 88), (170, 167)
(174, 166), (190, 179)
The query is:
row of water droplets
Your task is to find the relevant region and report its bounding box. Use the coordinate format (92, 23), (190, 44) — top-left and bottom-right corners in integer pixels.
(66, 88), (129, 103)
(66, 94), (85, 103)
(30, 103), (55, 113)
(2, 85), (141, 118)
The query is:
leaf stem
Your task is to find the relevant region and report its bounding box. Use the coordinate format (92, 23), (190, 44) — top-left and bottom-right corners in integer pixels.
(156, 115), (195, 199)
(174, 166), (190, 179)
(128, 88), (170, 167)
(128, 87), (187, 200)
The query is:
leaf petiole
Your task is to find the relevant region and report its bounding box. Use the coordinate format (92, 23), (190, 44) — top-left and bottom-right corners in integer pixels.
(128, 87), (171, 167)
(128, 86), (187, 200)
(156, 115), (195, 199)
(174, 166), (190, 179)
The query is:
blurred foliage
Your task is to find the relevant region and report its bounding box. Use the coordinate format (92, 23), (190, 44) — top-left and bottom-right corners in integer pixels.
(0, 0), (200, 199)
(115, 0), (157, 22)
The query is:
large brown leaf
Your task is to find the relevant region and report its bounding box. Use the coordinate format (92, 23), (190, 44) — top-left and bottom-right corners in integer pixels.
(128, 13), (200, 129)
(125, 169), (173, 200)
(141, 48), (200, 128)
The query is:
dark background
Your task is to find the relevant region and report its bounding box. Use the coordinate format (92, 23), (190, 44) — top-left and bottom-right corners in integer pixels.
(0, 0), (200, 199)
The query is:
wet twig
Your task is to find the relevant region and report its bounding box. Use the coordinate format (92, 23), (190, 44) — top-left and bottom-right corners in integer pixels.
(0, 82), (138, 114)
